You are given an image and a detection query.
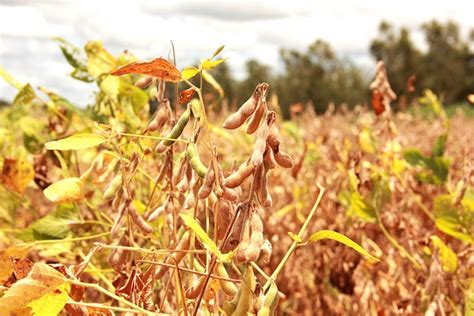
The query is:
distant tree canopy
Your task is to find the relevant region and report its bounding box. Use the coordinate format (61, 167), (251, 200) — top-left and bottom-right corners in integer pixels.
(209, 20), (474, 117)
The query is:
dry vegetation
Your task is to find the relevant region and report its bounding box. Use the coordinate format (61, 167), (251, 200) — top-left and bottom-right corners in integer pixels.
(0, 41), (473, 316)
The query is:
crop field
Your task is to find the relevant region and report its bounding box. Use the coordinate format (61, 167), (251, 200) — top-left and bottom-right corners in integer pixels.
(0, 40), (473, 316)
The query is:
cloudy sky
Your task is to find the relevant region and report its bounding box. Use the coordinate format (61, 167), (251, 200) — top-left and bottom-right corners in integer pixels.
(1, 0), (473, 105)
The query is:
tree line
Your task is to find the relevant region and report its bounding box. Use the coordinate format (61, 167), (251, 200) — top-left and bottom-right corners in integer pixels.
(208, 20), (474, 117)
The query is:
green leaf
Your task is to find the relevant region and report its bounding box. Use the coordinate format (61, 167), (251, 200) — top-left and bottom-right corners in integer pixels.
(348, 192), (377, 223)
(179, 213), (233, 262)
(71, 68), (94, 82)
(212, 45), (225, 58)
(45, 133), (106, 151)
(426, 157), (450, 183)
(0, 262), (70, 315)
(433, 194), (473, 244)
(0, 65), (22, 89)
(182, 66), (199, 80)
(403, 149), (428, 166)
(430, 236), (458, 273)
(54, 37), (88, 70)
(43, 177), (84, 204)
(13, 84), (36, 107)
(432, 134), (447, 157)
(306, 230), (379, 263)
(201, 58), (226, 70)
(18, 205), (77, 241)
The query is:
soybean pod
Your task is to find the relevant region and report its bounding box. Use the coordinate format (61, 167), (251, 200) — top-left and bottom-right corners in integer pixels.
(186, 142), (208, 178)
(258, 281), (279, 316)
(163, 106), (191, 146)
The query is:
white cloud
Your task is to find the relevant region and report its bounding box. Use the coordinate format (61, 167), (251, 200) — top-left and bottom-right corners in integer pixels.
(1, 0), (473, 104)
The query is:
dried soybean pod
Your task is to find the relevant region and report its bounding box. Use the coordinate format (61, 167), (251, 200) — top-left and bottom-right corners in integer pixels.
(146, 102), (169, 132)
(186, 142), (208, 178)
(163, 106), (191, 146)
(216, 262), (238, 297)
(251, 124), (269, 167)
(274, 151), (294, 168)
(103, 173), (123, 200)
(185, 276), (206, 299)
(197, 168), (215, 199)
(135, 76), (153, 89)
(224, 159), (255, 188)
(232, 265), (256, 316)
(127, 204), (153, 235)
(247, 98), (266, 134)
(217, 199), (233, 240)
(155, 231), (191, 278)
(258, 281), (279, 316)
(258, 167), (272, 208)
(244, 208), (264, 262)
(263, 147), (276, 170)
(147, 204), (165, 222)
(111, 203), (127, 238)
(260, 239), (272, 264)
(107, 234), (130, 270)
(223, 286), (241, 315)
(236, 212), (251, 263)
(177, 162), (191, 193)
(223, 84), (261, 129)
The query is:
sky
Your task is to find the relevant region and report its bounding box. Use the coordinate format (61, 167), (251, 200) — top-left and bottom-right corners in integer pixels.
(0, 0), (473, 106)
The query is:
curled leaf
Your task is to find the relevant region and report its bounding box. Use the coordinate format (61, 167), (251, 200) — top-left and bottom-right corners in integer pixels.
(306, 230), (379, 263)
(111, 57), (181, 82)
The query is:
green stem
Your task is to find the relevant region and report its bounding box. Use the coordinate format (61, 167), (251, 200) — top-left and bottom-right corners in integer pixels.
(23, 232), (111, 246)
(263, 184), (325, 292)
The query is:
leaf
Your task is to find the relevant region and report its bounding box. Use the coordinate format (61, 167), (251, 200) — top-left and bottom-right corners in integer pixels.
(111, 57), (181, 82)
(182, 66), (199, 80)
(202, 70), (224, 98)
(201, 58), (226, 70)
(403, 149), (428, 167)
(306, 230), (379, 263)
(0, 262), (70, 316)
(348, 192), (377, 223)
(212, 45), (225, 58)
(0, 245), (30, 283)
(71, 68), (94, 82)
(430, 236), (458, 273)
(100, 75), (121, 96)
(432, 134), (447, 157)
(43, 177), (84, 203)
(45, 133), (106, 151)
(18, 205), (77, 241)
(433, 194), (473, 244)
(85, 41), (117, 79)
(0, 65), (22, 89)
(53, 38), (88, 71)
(179, 214), (232, 262)
(13, 84), (36, 107)
(1, 157), (34, 194)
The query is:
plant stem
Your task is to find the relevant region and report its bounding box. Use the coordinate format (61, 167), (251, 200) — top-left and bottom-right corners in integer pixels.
(263, 184), (325, 292)
(24, 231), (111, 246)
(69, 279), (160, 315)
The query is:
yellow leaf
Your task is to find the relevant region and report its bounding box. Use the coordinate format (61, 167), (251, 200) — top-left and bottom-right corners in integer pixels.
(0, 65), (23, 89)
(0, 245), (30, 283)
(0, 262), (70, 316)
(430, 236), (458, 273)
(45, 133), (106, 151)
(201, 58), (226, 70)
(181, 66), (199, 80)
(84, 41), (116, 78)
(179, 214), (233, 262)
(306, 230), (379, 263)
(1, 157), (34, 194)
(100, 75), (121, 96)
(43, 177), (84, 203)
